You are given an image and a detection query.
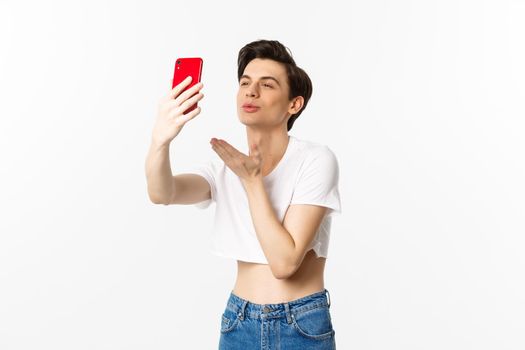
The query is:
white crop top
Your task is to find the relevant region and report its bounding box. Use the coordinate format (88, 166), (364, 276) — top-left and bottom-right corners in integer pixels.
(185, 135), (342, 264)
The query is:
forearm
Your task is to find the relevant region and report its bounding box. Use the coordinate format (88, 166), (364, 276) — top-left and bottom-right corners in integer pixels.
(243, 179), (296, 278)
(145, 141), (174, 204)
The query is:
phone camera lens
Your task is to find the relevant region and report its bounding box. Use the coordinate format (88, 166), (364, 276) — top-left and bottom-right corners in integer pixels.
(177, 60), (181, 64)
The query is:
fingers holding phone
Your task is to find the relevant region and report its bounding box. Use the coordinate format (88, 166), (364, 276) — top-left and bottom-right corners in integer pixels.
(152, 58), (204, 146)
(154, 78), (204, 146)
(170, 78), (204, 110)
(167, 74), (193, 99)
(171, 57), (203, 114)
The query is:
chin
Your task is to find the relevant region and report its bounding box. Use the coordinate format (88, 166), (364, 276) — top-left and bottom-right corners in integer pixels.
(238, 115), (264, 128)
(238, 111), (257, 119)
(237, 116), (252, 126)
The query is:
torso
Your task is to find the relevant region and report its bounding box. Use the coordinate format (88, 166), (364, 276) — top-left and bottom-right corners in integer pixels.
(232, 249), (325, 304)
(232, 139), (326, 304)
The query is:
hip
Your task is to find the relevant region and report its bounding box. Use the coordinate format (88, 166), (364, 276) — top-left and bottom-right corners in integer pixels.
(219, 288), (336, 349)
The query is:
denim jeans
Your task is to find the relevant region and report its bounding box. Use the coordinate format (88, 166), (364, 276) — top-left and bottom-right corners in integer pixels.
(219, 288), (336, 349)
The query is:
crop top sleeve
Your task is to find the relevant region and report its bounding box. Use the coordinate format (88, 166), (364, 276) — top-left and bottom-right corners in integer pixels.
(184, 160), (220, 209)
(289, 146), (342, 217)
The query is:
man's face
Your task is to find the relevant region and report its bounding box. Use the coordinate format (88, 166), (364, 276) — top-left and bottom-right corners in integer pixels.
(236, 58), (292, 130)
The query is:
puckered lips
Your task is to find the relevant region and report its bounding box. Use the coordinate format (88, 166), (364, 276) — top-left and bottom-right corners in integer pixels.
(241, 103), (260, 113)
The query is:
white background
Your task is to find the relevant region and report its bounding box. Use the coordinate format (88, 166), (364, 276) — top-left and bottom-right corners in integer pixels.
(1, 0), (524, 349)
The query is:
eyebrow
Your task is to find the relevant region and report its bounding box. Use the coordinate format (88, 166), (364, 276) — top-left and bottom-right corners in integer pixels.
(240, 75), (281, 86)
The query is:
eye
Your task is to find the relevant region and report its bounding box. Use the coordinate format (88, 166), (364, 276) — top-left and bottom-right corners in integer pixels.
(240, 81), (248, 86)
(262, 83), (273, 88)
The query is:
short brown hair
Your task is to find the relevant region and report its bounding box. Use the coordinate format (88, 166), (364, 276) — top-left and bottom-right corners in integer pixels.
(237, 40), (313, 131)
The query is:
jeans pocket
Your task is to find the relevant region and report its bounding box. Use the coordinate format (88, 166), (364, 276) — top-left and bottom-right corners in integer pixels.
(220, 308), (240, 334)
(291, 305), (335, 340)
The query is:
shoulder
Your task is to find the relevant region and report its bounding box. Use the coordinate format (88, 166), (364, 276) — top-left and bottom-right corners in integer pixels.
(291, 136), (339, 164)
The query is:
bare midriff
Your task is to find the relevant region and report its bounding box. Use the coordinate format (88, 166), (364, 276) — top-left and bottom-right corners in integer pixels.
(232, 249), (326, 304)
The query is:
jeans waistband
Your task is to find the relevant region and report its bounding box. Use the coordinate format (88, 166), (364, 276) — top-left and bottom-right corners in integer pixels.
(225, 288), (332, 323)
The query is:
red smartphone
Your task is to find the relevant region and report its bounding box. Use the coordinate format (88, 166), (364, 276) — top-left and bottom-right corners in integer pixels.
(172, 57), (203, 114)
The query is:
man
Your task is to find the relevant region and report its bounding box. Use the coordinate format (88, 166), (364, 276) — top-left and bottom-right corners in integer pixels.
(145, 39), (341, 349)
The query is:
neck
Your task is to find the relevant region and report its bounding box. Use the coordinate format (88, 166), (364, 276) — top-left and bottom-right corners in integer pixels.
(245, 128), (290, 177)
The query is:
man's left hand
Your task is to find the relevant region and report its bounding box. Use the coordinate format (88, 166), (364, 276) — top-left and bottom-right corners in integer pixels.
(210, 138), (263, 185)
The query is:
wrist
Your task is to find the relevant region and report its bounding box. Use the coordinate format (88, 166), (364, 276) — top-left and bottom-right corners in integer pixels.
(242, 176), (264, 191)
(151, 138), (170, 151)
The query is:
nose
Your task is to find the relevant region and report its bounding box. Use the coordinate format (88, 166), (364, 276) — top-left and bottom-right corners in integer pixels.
(245, 84), (258, 98)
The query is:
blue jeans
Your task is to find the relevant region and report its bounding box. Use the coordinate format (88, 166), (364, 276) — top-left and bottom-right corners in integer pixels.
(219, 288), (336, 349)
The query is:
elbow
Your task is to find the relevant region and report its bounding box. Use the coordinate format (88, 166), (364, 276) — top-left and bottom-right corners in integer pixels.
(271, 250), (303, 280)
(147, 185), (172, 205)
(270, 262), (298, 280)
(148, 193), (169, 205)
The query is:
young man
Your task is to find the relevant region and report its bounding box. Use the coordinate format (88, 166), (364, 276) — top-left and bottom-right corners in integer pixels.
(145, 40), (341, 349)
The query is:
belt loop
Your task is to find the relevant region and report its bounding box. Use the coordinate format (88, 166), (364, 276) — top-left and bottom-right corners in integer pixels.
(325, 289), (331, 308)
(284, 302), (292, 324)
(238, 300), (248, 321)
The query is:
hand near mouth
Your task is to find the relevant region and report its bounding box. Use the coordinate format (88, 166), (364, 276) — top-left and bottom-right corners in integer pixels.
(210, 138), (263, 185)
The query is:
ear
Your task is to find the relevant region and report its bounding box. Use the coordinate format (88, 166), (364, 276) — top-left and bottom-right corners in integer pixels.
(287, 96), (304, 115)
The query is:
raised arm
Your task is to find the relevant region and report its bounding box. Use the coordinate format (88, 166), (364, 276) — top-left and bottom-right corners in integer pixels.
(145, 75), (206, 205)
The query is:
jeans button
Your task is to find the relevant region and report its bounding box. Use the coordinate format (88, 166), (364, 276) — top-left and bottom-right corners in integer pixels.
(263, 306), (271, 313)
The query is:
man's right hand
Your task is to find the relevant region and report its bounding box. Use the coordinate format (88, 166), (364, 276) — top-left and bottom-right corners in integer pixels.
(152, 76), (204, 147)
